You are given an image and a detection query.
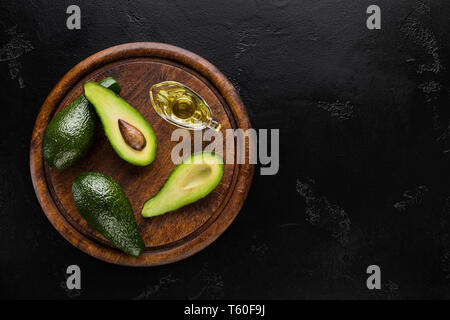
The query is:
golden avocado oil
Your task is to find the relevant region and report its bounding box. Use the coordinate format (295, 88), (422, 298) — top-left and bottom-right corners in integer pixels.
(150, 81), (221, 130)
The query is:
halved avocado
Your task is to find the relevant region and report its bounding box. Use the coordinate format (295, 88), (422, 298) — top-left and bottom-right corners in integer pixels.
(83, 81), (157, 166)
(141, 152), (224, 217)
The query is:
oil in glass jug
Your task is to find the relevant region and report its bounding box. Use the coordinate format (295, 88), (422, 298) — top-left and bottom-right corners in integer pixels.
(149, 81), (221, 131)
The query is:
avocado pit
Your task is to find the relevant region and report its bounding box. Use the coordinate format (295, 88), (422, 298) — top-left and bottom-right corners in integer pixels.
(118, 119), (146, 151)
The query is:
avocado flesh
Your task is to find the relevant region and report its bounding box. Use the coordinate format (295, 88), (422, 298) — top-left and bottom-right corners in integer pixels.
(42, 77), (120, 170)
(142, 152), (224, 217)
(72, 172), (145, 257)
(83, 82), (157, 166)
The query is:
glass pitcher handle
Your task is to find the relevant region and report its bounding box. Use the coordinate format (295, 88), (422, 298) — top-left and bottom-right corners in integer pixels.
(206, 119), (221, 131)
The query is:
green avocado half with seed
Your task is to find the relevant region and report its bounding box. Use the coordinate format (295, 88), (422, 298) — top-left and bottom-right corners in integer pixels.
(83, 82), (157, 166)
(72, 172), (145, 257)
(42, 77), (120, 170)
(141, 152), (224, 217)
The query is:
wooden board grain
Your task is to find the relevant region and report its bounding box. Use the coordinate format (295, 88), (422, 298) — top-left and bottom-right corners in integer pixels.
(29, 42), (254, 266)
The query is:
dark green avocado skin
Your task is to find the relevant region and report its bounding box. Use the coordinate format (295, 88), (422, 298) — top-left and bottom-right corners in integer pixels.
(42, 77), (120, 170)
(72, 172), (145, 257)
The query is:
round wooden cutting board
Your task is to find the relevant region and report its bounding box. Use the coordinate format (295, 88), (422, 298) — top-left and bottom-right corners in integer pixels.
(30, 42), (254, 266)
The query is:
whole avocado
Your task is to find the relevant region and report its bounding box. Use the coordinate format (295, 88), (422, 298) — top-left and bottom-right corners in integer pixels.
(42, 77), (120, 170)
(72, 172), (145, 257)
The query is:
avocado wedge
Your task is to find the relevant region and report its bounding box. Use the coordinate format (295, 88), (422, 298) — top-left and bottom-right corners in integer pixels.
(142, 152), (224, 217)
(83, 82), (157, 166)
(42, 77), (120, 170)
(72, 172), (144, 257)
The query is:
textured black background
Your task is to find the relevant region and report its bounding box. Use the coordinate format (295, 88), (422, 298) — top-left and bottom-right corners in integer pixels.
(1, 0), (450, 299)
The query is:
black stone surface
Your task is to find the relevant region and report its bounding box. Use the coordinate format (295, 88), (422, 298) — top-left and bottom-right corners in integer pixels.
(1, 0), (450, 299)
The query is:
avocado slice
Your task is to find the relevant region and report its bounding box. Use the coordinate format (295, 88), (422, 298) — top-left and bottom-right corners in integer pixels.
(142, 152), (224, 217)
(42, 77), (121, 170)
(72, 172), (145, 257)
(83, 82), (157, 166)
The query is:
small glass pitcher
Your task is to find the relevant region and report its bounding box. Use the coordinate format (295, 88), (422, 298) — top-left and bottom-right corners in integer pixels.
(149, 81), (221, 131)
